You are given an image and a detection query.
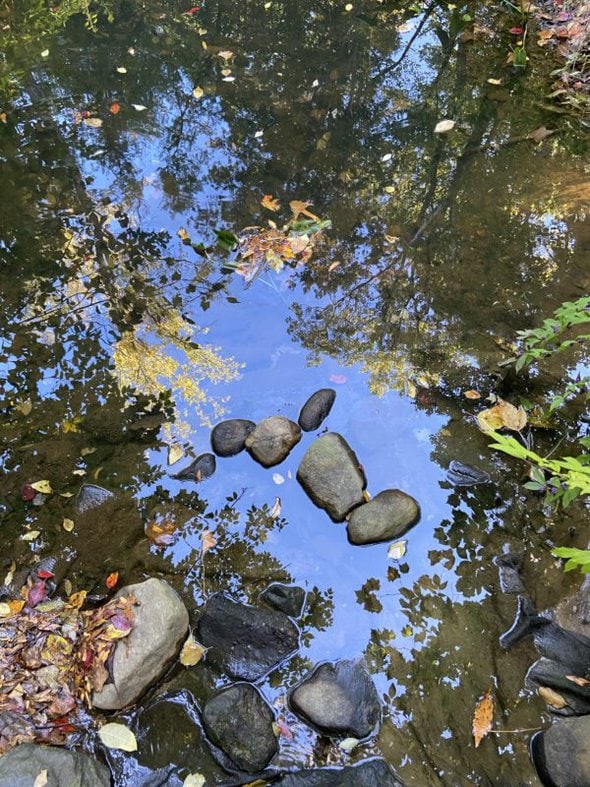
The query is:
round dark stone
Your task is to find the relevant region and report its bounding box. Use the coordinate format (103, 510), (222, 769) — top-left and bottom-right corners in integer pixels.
(172, 453), (216, 482)
(273, 758), (404, 786)
(202, 683), (278, 773)
(346, 489), (420, 546)
(260, 583), (306, 618)
(245, 416), (302, 468)
(211, 419), (256, 457)
(298, 389), (336, 432)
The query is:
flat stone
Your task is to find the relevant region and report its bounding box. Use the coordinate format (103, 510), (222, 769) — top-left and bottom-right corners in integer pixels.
(93, 578), (189, 709)
(298, 389), (336, 432)
(532, 715), (590, 786)
(260, 583), (306, 618)
(288, 659), (380, 739)
(274, 758), (404, 786)
(196, 592), (299, 681)
(211, 419), (256, 457)
(245, 416), (302, 467)
(347, 489), (420, 545)
(0, 743), (110, 787)
(297, 433), (365, 522)
(202, 683), (278, 772)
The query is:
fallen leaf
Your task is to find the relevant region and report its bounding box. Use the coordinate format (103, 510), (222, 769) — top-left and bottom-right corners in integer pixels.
(68, 590), (87, 608)
(328, 261), (341, 272)
(487, 78), (503, 85)
(192, 86), (204, 99)
(270, 497), (282, 519)
(272, 473), (285, 485)
(339, 737), (360, 753)
(473, 688), (494, 747)
(0, 603), (11, 617)
(526, 126), (556, 143)
(261, 194), (280, 212)
(40, 49), (49, 58)
(22, 530), (41, 541)
(477, 399), (527, 432)
(106, 572), (119, 589)
(566, 675), (590, 687)
(509, 26), (524, 34)
(538, 686), (567, 708)
(83, 117), (103, 128)
(64, 579), (73, 596)
(183, 775), (206, 787)
(116, 66), (127, 74)
(9, 599), (25, 614)
(183, 6), (200, 13)
(15, 400), (32, 415)
(272, 719), (293, 739)
(180, 633), (207, 666)
(381, 153), (393, 162)
(434, 119), (455, 134)
(387, 540), (407, 560)
(131, 104), (147, 111)
(145, 517), (178, 547)
(167, 443), (185, 466)
(0, 112), (7, 124)
(290, 200), (321, 222)
(30, 480), (53, 494)
(80, 447), (96, 456)
(33, 770), (48, 787)
(62, 518), (75, 532)
(109, 102), (120, 114)
(98, 722), (138, 752)
(201, 529), (217, 556)
(222, 76), (235, 82)
(27, 580), (47, 607)
(464, 389), (481, 400)
(218, 50), (234, 60)
(221, 68), (232, 76)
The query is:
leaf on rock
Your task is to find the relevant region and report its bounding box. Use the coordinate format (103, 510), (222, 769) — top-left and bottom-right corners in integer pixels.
(473, 688), (494, 747)
(201, 529), (217, 556)
(30, 480), (52, 494)
(180, 633), (207, 666)
(538, 686), (567, 708)
(22, 530), (41, 541)
(132, 104), (147, 111)
(566, 675), (590, 687)
(476, 399), (527, 432)
(98, 722), (138, 752)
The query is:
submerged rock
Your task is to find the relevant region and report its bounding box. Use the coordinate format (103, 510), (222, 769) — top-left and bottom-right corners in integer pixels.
(445, 460), (490, 487)
(495, 545), (525, 594)
(273, 758), (404, 786)
(196, 592), (299, 681)
(346, 489), (420, 546)
(260, 583), (306, 618)
(245, 416), (302, 467)
(202, 683), (278, 773)
(0, 743), (110, 787)
(298, 389), (336, 432)
(172, 453), (216, 482)
(288, 659), (380, 739)
(531, 715), (590, 787)
(211, 418), (256, 457)
(75, 483), (116, 514)
(93, 579), (189, 710)
(297, 433), (366, 522)
(527, 658), (590, 716)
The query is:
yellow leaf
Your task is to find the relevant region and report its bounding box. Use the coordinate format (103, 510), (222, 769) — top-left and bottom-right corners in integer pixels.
(180, 633), (208, 666)
(98, 722), (138, 752)
(538, 686), (567, 708)
(83, 117), (103, 128)
(167, 443), (185, 466)
(68, 590), (87, 609)
(116, 66), (127, 73)
(183, 775), (206, 787)
(63, 416), (82, 433)
(387, 540), (407, 560)
(30, 480), (52, 494)
(15, 400), (32, 415)
(477, 399), (527, 432)
(0, 603), (11, 617)
(63, 518), (75, 532)
(192, 86), (204, 99)
(473, 688), (494, 747)
(261, 194), (281, 212)
(218, 50), (234, 60)
(177, 227), (190, 241)
(22, 530), (41, 541)
(80, 447), (96, 456)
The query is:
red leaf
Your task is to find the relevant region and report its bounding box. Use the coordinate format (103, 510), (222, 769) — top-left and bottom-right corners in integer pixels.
(27, 579), (47, 607)
(183, 5), (200, 12)
(509, 26), (524, 34)
(21, 483), (36, 502)
(106, 571), (119, 589)
(37, 569), (54, 579)
(109, 102), (120, 115)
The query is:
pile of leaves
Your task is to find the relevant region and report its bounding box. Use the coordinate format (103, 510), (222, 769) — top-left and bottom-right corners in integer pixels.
(0, 590), (135, 753)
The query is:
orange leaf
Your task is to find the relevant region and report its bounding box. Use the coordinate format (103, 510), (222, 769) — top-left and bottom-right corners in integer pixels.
(106, 572), (119, 589)
(8, 599), (25, 614)
(261, 194), (280, 212)
(538, 686), (567, 708)
(201, 529), (217, 556)
(109, 102), (121, 115)
(473, 688), (494, 747)
(566, 675), (590, 686)
(464, 389), (481, 400)
(289, 199), (320, 222)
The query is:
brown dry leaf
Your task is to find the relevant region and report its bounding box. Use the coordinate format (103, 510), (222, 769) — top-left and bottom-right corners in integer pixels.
(476, 399), (527, 433)
(218, 50), (234, 60)
(464, 389), (481, 400)
(473, 688), (494, 748)
(68, 590), (87, 609)
(289, 200), (321, 222)
(261, 194), (280, 212)
(201, 529), (217, 556)
(566, 675), (590, 687)
(527, 126), (556, 143)
(179, 633), (207, 666)
(538, 686), (567, 708)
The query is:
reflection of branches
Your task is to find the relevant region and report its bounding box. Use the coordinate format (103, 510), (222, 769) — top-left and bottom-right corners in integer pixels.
(373, 1), (439, 81)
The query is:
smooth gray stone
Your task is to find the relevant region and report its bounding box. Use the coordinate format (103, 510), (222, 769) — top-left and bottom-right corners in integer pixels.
(0, 743), (110, 787)
(288, 659), (380, 739)
(346, 489), (420, 545)
(93, 578), (189, 709)
(297, 433), (365, 522)
(260, 583), (306, 618)
(197, 592), (299, 681)
(273, 758), (404, 786)
(202, 683), (278, 772)
(532, 715), (590, 786)
(211, 418), (256, 457)
(298, 389), (336, 432)
(245, 416), (302, 467)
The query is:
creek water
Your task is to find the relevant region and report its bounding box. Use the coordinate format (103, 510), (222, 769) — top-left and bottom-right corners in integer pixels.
(1, 1), (589, 784)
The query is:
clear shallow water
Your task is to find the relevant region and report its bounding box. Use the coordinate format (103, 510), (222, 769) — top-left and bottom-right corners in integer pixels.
(1, 1), (589, 784)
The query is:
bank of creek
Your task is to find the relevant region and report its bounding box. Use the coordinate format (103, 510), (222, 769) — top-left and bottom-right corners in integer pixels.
(1, 0), (589, 784)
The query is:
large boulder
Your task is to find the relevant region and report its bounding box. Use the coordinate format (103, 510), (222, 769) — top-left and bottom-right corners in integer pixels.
(245, 416), (302, 467)
(0, 743), (110, 787)
(202, 683), (278, 772)
(298, 389), (336, 432)
(347, 489), (420, 545)
(532, 715), (590, 786)
(211, 419), (256, 457)
(197, 592), (299, 681)
(93, 578), (189, 709)
(274, 758), (404, 786)
(288, 659), (380, 738)
(297, 433), (366, 522)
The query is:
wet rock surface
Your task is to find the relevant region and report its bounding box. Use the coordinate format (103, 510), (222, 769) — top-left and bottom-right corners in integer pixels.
(211, 418), (256, 457)
(297, 433), (366, 522)
(346, 489), (420, 546)
(196, 592), (299, 680)
(260, 583), (306, 617)
(298, 389), (336, 432)
(288, 659), (380, 738)
(172, 452), (216, 481)
(495, 546), (525, 594)
(93, 578), (189, 710)
(273, 758), (404, 786)
(532, 715), (590, 787)
(202, 683), (278, 772)
(445, 460), (490, 487)
(526, 657), (590, 715)
(245, 416), (302, 467)
(0, 743), (110, 786)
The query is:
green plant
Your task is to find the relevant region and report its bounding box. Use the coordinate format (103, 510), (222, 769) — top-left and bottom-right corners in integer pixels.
(551, 547), (590, 574)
